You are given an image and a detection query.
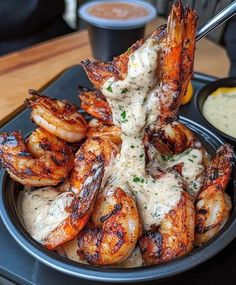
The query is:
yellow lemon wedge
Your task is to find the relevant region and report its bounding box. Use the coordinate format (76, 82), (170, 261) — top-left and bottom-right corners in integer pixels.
(181, 81), (193, 105)
(210, 87), (236, 96)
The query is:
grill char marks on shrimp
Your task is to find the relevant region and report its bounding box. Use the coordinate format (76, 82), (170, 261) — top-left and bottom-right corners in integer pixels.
(78, 87), (112, 125)
(43, 138), (118, 249)
(27, 90), (88, 143)
(0, 128), (73, 186)
(195, 144), (233, 245)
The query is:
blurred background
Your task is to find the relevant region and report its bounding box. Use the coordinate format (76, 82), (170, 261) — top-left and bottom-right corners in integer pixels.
(0, 0), (235, 75)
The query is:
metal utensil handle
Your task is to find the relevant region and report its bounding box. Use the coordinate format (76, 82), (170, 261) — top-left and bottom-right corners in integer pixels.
(196, 0), (236, 41)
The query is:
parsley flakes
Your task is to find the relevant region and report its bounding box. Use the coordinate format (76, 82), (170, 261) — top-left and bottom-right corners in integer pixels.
(133, 175), (145, 183)
(107, 85), (113, 92)
(121, 88), (128, 94)
(120, 110), (128, 123)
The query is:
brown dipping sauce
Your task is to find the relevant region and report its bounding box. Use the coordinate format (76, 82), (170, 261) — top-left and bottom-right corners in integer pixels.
(88, 2), (149, 20)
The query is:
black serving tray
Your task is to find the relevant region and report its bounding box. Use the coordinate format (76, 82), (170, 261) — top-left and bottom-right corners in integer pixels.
(0, 66), (235, 285)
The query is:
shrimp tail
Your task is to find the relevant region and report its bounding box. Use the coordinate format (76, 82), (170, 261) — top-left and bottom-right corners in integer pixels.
(78, 86), (112, 125)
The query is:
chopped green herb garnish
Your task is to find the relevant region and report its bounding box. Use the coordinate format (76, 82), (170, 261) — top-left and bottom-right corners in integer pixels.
(121, 88), (128, 94)
(152, 209), (161, 218)
(162, 148), (192, 162)
(188, 159), (193, 162)
(133, 175), (145, 183)
(107, 85), (113, 92)
(120, 110), (128, 123)
(192, 181), (198, 189)
(161, 154), (174, 161)
(130, 145), (135, 149)
(139, 153), (144, 158)
(133, 176), (140, 183)
(192, 155), (197, 158)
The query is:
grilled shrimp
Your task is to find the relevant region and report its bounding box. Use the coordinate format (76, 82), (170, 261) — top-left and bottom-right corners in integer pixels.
(77, 186), (140, 265)
(139, 191), (195, 265)
(26, 89), (87, 143)
(156, 3), (197, 124)
(78, 87), (112, 125)
(0, 128), (73, 186)
(88, 119), (121, 145)
(43, 137), (118, 249)
(145, 121), (210, 198)
(195, 144), (233, 245)
(146, 121), (201, 155)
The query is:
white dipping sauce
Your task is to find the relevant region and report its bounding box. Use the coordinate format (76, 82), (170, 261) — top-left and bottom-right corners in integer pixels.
(18, 187), (74, 243)
(202, 89), (236, 138)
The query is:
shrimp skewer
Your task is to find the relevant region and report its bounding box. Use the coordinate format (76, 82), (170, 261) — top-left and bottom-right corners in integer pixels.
(27, 89), (88, 143)
(0, 128), (73, 186)
(195, 144), (233, 245)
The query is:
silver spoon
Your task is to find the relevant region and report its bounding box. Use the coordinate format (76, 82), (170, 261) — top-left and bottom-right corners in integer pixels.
(196, 0), (236, 41)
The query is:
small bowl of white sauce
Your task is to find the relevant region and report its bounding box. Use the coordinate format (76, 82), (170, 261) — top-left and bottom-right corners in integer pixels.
(195, 77), (236, 146)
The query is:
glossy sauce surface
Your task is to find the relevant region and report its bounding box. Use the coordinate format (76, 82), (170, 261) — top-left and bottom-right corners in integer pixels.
(102, 36), (182, 230)
(202, 88), (236, 138)
(88, 2), (149, 20)
(18, 185), (73, 243)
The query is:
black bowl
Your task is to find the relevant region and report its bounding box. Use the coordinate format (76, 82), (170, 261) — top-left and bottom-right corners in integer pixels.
(0, 117), (236, 283)
(194, 77), (236, 146)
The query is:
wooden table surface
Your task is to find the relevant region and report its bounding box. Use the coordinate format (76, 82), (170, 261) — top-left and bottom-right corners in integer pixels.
(0, 18), (230, 126)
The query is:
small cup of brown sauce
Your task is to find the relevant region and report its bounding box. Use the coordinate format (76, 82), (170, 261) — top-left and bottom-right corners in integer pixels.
(79, 0), (156, 60)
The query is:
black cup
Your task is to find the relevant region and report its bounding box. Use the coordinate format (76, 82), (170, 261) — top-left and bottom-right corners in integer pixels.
(79, 0), (156, 61)
(87, 24), (145, 60)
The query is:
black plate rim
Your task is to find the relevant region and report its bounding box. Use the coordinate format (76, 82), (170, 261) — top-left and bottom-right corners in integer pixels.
(194, 77), (236, 144)
(0, 116), (236, 283)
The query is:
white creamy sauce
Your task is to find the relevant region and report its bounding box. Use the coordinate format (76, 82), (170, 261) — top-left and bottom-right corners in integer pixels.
(149, 147), (204, 197)
(57, 238), (88, 264)
(202, 91), (236, 138)
(159, 148), (204, 197)
(116, 247), (143, 268)
(102, 37), (161, 136)
(18, 186), (74, 243)
(101, 37), (182, 230)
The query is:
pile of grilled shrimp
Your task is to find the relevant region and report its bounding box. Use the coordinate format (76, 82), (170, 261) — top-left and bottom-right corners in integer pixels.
(0, 0), (234, 267)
